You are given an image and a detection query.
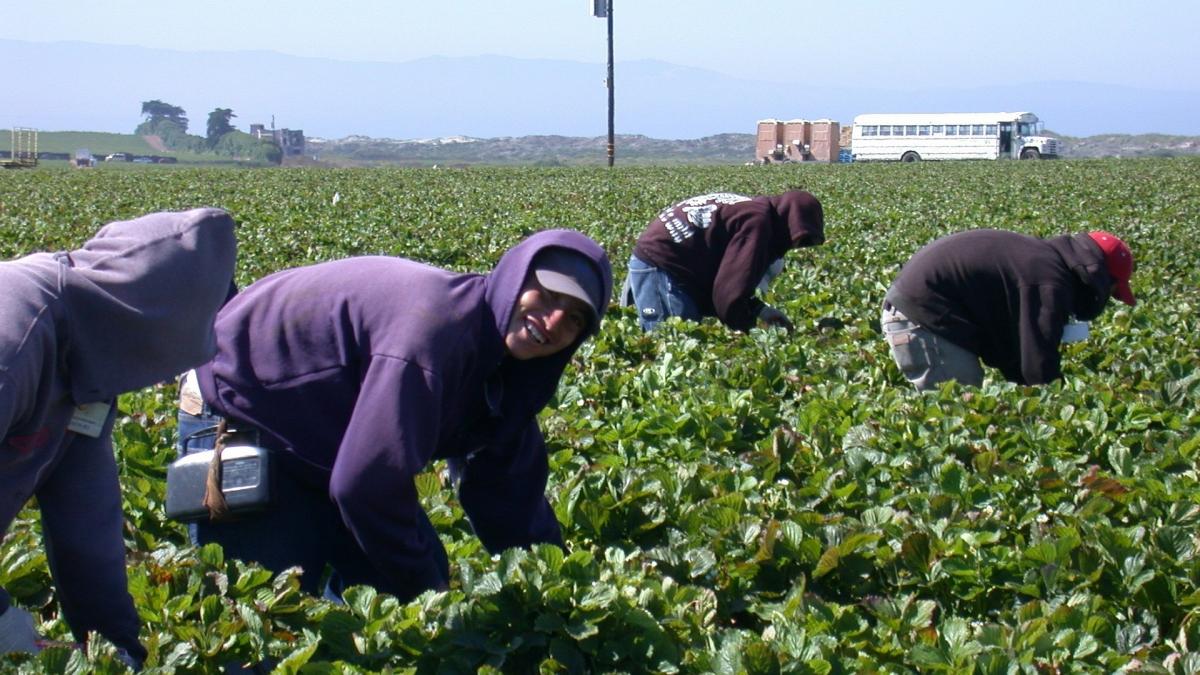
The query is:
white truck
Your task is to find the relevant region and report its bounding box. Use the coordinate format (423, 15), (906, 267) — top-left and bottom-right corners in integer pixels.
(850, 112), (1060, 162)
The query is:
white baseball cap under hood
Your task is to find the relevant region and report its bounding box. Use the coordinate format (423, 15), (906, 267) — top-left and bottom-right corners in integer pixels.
(531, 248), (604, 328)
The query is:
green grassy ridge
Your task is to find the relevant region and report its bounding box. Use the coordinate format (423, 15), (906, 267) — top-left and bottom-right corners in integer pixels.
(1, 130), (158, 156)
(0, 130), (257, 164)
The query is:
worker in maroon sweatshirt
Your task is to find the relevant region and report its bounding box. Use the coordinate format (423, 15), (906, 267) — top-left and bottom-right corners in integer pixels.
(882, 229), (1135, 390)
(625, 190), (825, 332)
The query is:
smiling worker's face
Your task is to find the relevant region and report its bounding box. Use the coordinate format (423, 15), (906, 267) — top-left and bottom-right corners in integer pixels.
(504, 273), (590, 360)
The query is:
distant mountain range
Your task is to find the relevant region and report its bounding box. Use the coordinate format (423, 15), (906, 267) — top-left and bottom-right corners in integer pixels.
(304, 133), (760, 166)
(4, 38), (1199, 140)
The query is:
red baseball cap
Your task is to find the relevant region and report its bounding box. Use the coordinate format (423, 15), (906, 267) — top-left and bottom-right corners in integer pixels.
(1087, 231), (1135, 306)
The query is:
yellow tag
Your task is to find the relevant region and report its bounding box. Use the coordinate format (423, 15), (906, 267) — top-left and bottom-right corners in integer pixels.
(67, 401), (112, 438)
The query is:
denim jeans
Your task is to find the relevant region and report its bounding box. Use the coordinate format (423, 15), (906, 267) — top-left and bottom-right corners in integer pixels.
(176, 409), (392, 599)
(625, 255), (702, 331)
(880, 303), (983, 390)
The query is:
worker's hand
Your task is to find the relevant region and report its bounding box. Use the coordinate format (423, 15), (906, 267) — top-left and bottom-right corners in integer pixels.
(114, 648), (142, 670)
(758, 305), (794, 332)
(0, 606), (42, 654)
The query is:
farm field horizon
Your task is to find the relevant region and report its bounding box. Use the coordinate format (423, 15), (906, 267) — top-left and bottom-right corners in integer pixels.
(2, 158), (1199, 672)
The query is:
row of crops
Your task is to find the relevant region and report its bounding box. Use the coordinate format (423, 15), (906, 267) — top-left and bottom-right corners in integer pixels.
(2, 158), (1199, 673)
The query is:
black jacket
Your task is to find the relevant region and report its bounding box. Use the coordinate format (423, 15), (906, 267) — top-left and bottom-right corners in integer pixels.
(885, 229), (1114, 385)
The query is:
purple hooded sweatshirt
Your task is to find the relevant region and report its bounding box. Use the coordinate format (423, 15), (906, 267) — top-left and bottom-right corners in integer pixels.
(632, 190), (825, 330)
(0, 208), (237, 660)
(194, 229), (612, 600)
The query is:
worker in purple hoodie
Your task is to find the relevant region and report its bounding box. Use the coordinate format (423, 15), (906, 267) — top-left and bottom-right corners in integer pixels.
(177, 229), (612, 603)
(624, 190), (825, 332)
(0, 209), (237, 664)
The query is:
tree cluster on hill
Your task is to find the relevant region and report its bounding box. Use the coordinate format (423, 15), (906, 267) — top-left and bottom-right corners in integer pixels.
(136, 100), (281, 164)
(141, 100), (188, 129)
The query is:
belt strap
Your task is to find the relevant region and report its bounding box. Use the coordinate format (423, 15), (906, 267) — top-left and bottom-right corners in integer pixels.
(202, 417), (231, 521)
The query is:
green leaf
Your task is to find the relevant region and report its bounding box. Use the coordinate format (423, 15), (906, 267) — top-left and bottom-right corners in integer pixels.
(812, 545), (840, 579)
(901, 532), (933, 572)
(579, 583), (618, 609)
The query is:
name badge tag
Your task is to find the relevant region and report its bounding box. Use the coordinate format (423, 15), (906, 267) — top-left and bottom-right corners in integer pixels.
(68, 401), (112, 438)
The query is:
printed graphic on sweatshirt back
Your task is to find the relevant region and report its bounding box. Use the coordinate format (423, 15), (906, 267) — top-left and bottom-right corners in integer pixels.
(659, 193), (749, 243)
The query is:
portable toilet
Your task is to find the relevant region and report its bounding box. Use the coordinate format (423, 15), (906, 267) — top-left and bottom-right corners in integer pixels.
(808, 119), (841, 162)
(782, 120), (811, 160)
(755, 119), (784, 162)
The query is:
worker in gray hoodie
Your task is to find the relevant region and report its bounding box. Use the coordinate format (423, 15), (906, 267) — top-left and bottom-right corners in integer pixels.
(0, 209), (237, 664)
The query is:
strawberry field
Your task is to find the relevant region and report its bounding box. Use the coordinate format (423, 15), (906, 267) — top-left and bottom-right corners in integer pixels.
(2, 158), (1199, 673)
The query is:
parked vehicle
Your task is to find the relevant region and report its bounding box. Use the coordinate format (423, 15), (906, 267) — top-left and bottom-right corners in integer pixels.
(850, 112), (1060, 162)
(73, 149), (95, 168)
(105, 153), (130, 162)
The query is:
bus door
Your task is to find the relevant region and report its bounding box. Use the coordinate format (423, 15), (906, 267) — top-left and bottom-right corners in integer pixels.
(999, 122), (1014, 158)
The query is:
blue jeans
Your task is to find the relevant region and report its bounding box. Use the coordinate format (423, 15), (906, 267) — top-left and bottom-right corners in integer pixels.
(880, 303), (984, 390)
(625, 255), (702, 331)
(176, 410), (394, 599)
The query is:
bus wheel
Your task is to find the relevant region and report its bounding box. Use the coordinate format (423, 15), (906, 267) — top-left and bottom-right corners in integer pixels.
(1020, 148), (1040, 160)
(901, 151), (921, 163)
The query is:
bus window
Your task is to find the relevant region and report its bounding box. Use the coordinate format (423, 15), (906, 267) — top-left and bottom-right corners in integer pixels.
(862, 125), (877, 136)
(946, 126), (956, 136)
(932, 125), (943, 134)
(985, 125), (998, 136)
(919, 126), (930, 135)
(959, 125), (971, 135)
(892, 125), (904, 136)
(879, 126), (891, 136)
(905, 125), (917, 136)
(971, 125), (984, 135)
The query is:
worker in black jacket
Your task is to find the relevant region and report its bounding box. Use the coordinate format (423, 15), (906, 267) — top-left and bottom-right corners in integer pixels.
(881, 229), (1135, 389)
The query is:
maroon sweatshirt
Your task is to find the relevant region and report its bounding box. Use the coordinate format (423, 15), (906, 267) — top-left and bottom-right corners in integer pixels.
(632, 191), (824, 330)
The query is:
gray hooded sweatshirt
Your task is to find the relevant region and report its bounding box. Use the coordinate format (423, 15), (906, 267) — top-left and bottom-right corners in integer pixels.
(0, 208), (237, 660)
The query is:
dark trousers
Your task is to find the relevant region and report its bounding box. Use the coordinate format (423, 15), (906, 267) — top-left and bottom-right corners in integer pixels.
(176, 411), (389, 598)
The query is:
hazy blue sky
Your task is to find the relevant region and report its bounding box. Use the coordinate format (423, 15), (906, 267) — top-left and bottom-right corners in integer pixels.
(4, 0), (1197, 91)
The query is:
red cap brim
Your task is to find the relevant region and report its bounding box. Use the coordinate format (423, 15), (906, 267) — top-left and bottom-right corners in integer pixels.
(1114, 281), (1136, 306)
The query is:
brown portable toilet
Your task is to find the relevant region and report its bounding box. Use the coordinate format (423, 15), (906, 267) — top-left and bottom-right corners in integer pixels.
(809, 119), (841, 162)
(755, 119), (784, 162)
(782, 119), (811, 161)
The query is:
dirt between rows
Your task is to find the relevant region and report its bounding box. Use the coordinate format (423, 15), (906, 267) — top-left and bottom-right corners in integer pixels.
(142, 135), (167, 152)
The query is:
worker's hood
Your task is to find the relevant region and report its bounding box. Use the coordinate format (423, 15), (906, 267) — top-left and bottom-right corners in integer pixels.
(61, 208), (237, 403)
(479, 229), (612, 437)
(1048, 232), (1117, 322)
(768, 190), (825, 248)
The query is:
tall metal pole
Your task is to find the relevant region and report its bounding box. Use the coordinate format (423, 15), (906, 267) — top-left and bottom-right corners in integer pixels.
(606, 0), (615, 167)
